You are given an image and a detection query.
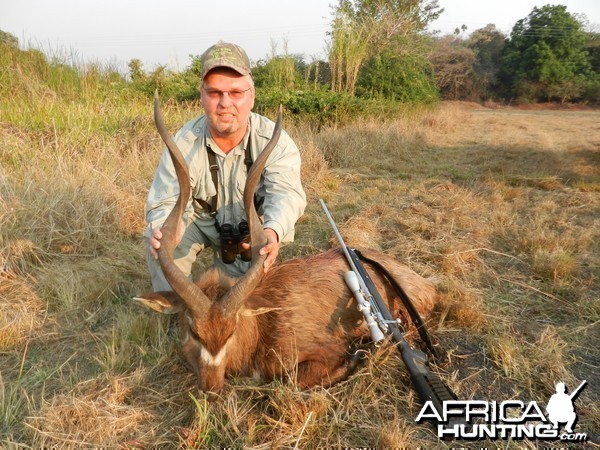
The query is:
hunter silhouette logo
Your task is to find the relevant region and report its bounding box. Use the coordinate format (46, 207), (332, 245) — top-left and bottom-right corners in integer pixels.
(415, 379), (588, 442)
(546, 380), (586, 433)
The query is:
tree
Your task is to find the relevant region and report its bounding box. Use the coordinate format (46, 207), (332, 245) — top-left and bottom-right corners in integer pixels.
(357, 47), (438, 103)
(252, 39), (305, 90)
(430, 35), (477, 100)
(585, 32), (600, 73)
(328, 5), (374, 95)
(328, 0), (442, 95)
(466, 24), (506, 100)
(500, 4), (594, 102)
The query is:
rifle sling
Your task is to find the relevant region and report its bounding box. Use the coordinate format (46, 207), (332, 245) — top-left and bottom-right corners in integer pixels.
(353, 249), (439, 360)
(350, 249), (458, 408)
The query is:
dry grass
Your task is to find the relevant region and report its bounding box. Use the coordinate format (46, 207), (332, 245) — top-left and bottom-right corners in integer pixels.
(1, 75), (599, 449)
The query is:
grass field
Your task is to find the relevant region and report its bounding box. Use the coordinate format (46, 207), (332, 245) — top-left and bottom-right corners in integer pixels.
(0, 52), (599, 448)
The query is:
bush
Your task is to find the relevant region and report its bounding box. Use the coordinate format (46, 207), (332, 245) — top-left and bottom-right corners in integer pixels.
(357, 53), (439, 104)
(254, 87), (361, 126)
(128, 59), (200, 102)
(254, 87), (421, 127)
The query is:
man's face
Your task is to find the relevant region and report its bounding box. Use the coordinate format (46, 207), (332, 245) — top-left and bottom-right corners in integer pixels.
(201, 69), (255, 140)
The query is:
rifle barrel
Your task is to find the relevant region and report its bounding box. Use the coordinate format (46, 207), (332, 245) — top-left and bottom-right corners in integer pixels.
(320, 199), (385, 318)
(569, 380), (587, 400)
(319, 199), (355, 270)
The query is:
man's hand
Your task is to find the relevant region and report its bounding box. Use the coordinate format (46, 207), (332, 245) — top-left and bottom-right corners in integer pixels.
(241, 227), (279, 274)
(260, 228), (279, 273)
(148, 219), (184, 260)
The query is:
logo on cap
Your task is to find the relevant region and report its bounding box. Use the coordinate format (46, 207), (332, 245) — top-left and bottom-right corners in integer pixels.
(200, 41), (251, 79)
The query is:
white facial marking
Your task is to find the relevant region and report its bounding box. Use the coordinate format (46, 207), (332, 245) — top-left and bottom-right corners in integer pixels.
(185, 314), (230, 367)
(200, 340), (229, 367)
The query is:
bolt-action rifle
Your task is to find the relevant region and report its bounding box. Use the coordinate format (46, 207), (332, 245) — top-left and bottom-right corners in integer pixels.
(320, 199), (458, 414)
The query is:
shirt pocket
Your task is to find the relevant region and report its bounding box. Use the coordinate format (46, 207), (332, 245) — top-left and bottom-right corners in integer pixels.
(191, 169), (216, 201)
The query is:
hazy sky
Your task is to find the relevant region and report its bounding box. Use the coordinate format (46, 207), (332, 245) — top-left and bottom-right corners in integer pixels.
(1, 0), (598, 71)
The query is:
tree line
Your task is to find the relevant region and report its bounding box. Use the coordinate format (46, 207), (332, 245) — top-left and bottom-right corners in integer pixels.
(133, 2), (599, 108)
(320, 1), (598, 104)
(1, 1), (598, 116)
(327, 1), (599, 104)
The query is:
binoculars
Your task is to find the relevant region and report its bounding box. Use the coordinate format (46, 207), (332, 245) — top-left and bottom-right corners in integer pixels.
(219, 221), (252, 264)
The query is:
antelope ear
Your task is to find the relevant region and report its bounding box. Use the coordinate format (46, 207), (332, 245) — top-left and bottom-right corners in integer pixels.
(241, 295), (282, 317)
(133, 291), (184, 315)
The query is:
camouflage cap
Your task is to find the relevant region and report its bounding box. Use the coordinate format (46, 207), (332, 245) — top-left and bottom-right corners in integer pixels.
(200, 41), (252, 79)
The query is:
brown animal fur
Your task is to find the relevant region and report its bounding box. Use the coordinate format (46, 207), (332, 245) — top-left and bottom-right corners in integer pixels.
(136, 248), (437, 392)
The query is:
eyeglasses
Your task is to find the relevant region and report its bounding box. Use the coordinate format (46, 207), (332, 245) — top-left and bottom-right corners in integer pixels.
(202, 86), (252, 101)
